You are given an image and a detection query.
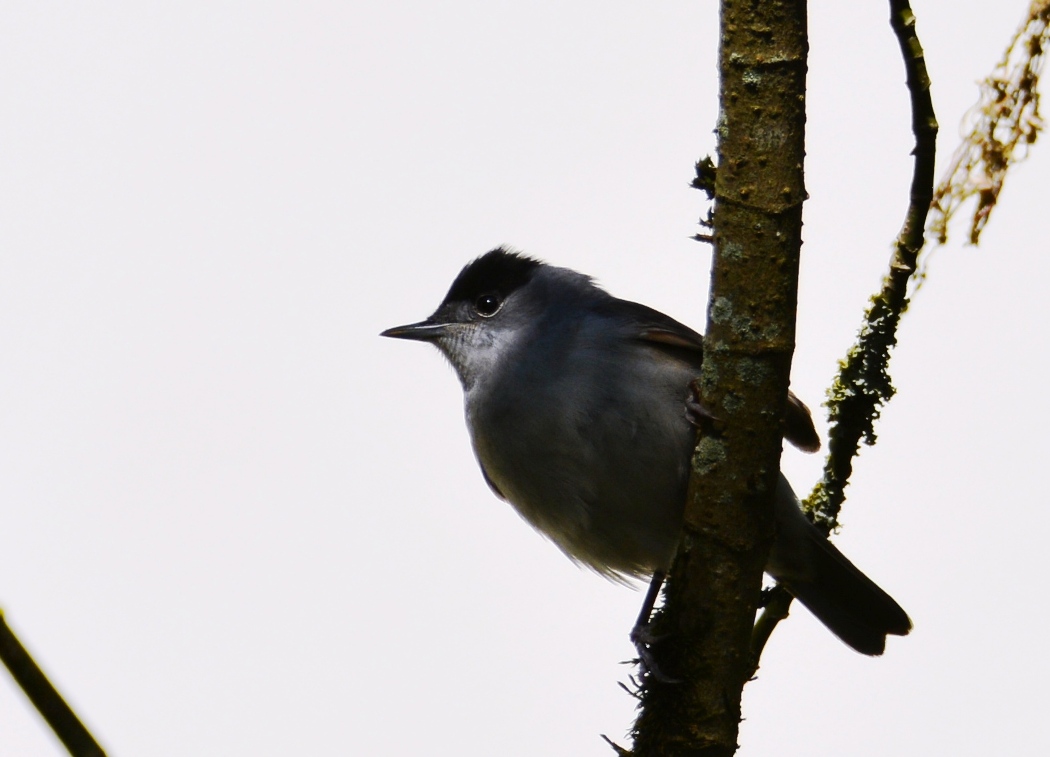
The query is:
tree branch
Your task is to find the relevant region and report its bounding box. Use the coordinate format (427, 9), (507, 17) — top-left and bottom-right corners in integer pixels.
(630, 1), (808, 753)
(0, 610), (106, 756)
(750, 0), (938, 670)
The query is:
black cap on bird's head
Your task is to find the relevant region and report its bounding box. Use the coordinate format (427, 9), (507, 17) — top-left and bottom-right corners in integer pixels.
(442, 247), (543, 307)
(380, 247), (543, 342)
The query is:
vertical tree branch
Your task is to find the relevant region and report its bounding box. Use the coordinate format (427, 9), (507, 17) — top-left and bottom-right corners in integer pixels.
(0, 610), (106, 756)
(750, 0), (938, 670)
(630, 1), (808, 754)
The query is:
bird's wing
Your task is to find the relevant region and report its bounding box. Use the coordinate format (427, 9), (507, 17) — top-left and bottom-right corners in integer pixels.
(608, 298), (821, 453)
(597, 298), (707, 353)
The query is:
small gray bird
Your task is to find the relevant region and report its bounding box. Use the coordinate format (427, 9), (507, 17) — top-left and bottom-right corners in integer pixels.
(382, 248), (910, 656)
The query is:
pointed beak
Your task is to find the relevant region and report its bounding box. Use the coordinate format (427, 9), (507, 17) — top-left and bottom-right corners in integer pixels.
(379, 319), (451, 342)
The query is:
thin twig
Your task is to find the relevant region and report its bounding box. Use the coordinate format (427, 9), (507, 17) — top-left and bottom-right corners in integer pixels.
(0, 610), (106, 756)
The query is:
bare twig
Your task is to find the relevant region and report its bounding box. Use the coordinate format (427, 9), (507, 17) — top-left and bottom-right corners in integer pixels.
(0, 610), (106, 756)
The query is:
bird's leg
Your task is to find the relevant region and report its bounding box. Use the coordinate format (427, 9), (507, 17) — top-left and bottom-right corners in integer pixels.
(632, 570), (664, 637)
(685, 379), (724, 431)
(629, 570), (678, 683)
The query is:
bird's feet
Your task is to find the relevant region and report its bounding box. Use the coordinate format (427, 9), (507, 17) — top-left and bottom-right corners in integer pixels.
(758, 585), (778, 607)
(629, 621), (679, 684)
(685, 380), (724, 431)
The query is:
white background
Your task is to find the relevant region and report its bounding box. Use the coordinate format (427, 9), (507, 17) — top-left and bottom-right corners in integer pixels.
(1, 1), (1046, 754)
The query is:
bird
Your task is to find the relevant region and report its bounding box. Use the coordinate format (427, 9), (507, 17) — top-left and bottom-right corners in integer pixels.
(381, 247), (911, 657)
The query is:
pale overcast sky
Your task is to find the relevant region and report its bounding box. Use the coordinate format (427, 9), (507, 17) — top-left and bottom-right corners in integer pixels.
(1, 1), (1047, 755)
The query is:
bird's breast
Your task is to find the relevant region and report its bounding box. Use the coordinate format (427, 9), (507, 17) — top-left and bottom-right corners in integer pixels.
(463, 352), (697, 577)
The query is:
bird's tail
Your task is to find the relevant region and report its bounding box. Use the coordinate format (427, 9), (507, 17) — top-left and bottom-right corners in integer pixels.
(769, 477), (911, 655)
(779, 531), (912, 655)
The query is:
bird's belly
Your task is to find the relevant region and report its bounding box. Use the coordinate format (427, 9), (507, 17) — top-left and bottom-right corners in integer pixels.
(468, 396), (693, 578)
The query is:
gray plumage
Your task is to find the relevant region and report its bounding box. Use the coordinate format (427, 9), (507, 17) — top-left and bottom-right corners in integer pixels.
(382, 248), (910, 655)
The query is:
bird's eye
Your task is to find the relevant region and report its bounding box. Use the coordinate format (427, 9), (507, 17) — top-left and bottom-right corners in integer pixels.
(474, 293), (502, 317)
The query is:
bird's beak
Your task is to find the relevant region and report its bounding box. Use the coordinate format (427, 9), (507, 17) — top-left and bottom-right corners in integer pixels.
(380, 319), (451, 342)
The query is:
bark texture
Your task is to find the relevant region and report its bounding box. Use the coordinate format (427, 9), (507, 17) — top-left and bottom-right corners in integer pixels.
(631, 1), (808, 754)
(750, 0), (938, 671)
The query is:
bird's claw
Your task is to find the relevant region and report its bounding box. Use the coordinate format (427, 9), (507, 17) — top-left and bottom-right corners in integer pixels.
(685, 381), (724, 431)
(629, 623), (680, 684)
(758, 585), (777, 608)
